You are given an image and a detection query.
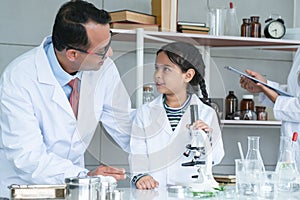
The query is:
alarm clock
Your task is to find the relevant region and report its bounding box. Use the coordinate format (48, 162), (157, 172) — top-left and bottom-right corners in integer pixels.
(264, 16), (286, 39)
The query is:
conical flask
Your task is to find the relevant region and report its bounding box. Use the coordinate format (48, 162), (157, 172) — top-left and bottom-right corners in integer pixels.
(245, 136), (265, 172)
(275, 132), (299, 192)
(243, 136), (265, 197)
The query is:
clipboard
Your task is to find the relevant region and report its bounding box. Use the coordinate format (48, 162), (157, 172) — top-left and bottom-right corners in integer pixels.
(224, 66), (292, 97)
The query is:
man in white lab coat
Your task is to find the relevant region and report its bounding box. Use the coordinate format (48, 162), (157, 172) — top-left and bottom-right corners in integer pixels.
(0, 1), (131, 197)
(240, 49), (300, 169)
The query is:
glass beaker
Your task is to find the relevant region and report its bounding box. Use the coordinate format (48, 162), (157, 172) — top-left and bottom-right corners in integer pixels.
(208, 8), (226, 36)
(65, 176), (100, 200)
(275, 135), (299, 192)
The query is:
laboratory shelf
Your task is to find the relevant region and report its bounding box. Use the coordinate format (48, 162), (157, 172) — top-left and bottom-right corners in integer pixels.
(221, 120), (281, 128)
(111, 29), (300, 50)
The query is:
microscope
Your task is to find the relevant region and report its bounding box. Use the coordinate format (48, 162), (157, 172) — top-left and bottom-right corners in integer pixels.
(181, 104), (219, 192)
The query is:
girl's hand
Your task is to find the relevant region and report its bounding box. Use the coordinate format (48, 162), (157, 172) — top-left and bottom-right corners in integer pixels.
(187, 120), (212, 133)
(136, 175), (159, 190)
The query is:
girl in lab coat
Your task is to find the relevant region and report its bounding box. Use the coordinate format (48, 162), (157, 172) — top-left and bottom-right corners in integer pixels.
(129, 42), (225, 189)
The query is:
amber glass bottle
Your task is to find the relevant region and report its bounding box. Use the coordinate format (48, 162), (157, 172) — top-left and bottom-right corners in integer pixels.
(250, 16), (261, 38)
(241, 18), (251, 37)
(225, 91), (238, 120)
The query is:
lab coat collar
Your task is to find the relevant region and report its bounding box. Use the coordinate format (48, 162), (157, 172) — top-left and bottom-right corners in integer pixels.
(148, 93), (202, 135)
(149, 93), (202, 108)
(35, 36), (74, 118)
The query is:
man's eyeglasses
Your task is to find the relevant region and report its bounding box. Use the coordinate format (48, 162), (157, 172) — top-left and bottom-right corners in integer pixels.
(66, 31), (112, 60)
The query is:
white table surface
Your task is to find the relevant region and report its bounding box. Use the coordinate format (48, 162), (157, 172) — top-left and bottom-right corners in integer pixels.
(118, 186), (300, 200)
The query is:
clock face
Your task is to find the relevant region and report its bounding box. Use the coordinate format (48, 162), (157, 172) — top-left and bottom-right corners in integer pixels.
(267, 21), (285, 38)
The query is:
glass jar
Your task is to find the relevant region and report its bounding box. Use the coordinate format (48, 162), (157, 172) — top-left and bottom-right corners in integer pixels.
(225, 91), (238, 120)
(250, 16), (261, 38)
(143, 85), (155, 104)
(100, 181), (118, 200)
(65, 177), (100, 200)
(241, 18), (251, 37)
(255, 106), (268, 120)
(240, 94), (254, 111)
(241, 95), (255, 120)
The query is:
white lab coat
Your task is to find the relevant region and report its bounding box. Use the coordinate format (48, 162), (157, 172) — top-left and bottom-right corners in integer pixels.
(129, 94), (224, 187)
(259, 48), (300, 169)
(0, 37), (132, 197)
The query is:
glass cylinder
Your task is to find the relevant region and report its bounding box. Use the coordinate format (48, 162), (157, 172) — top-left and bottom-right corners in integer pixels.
(225, 91), (238, 120)
(241, 18), (251, 37)
(250, 16), (261, 38)
(208, 8), (226, 36)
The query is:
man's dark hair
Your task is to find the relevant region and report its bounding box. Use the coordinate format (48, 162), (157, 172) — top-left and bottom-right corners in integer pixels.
(52, 0), (111, 51)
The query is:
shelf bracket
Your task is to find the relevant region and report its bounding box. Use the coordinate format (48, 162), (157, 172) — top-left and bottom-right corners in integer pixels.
(136, 28), (144, 108)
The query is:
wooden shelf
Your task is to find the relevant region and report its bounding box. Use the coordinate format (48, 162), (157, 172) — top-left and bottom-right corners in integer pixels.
(112, 29), (300, 51)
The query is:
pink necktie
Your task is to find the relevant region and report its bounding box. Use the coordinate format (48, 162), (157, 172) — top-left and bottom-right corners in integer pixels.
(68, 78), (79, 118)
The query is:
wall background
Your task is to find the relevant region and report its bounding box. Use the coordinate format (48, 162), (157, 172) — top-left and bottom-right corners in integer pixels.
(0, 0), (299, 187)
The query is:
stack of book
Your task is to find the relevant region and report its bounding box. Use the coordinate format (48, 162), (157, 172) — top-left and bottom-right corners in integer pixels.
(109, 10), (159, 31)
(177, 21), (210, 35)
(213, 174), (236, 185)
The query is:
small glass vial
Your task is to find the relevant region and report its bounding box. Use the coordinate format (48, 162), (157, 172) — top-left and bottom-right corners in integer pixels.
(143, 85), (155, 104)
(240, 94), (254, 111)
(241, 18), (251, 37)
(250, 16), (261, 38)
(255, 106), (268, 120)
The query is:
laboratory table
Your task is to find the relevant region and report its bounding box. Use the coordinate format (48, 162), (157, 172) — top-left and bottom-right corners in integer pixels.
(4, 186), (300, 199)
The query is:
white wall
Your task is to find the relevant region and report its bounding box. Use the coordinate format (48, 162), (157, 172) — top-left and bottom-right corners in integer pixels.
(294, 0), (300, 27)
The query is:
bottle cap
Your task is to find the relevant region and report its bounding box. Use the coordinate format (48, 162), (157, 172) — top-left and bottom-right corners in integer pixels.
(292, 132), (298, 142)
(143, 85), (153, 91)
(242, 94), (254, 99)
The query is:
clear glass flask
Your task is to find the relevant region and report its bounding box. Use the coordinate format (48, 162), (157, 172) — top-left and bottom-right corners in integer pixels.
(244, 136), (265, 196)
(245, 136), (265, 169)
(275, 134), (299, 192)
(224, 1), (239, 36)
